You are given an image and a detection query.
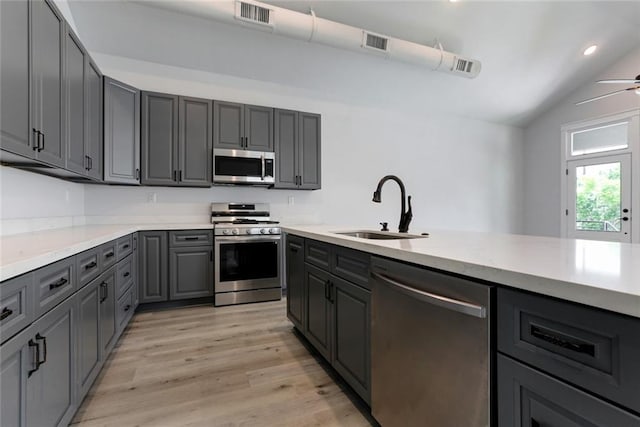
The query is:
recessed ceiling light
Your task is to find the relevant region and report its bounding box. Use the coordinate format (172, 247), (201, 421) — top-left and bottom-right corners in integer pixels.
(583, 45), (598, 56)
(449, 0), (459, 2)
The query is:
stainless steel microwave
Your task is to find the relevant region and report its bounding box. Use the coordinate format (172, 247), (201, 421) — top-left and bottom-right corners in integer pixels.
(213, 149), (275, 185)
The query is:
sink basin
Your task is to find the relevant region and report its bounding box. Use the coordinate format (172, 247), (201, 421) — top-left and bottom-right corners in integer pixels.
(333, 230), (427, 240)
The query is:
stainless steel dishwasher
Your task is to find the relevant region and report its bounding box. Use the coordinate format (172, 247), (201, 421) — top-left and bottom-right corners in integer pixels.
(371, 256), (493, 427)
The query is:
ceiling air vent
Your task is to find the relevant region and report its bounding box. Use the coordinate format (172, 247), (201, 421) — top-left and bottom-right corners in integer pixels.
(235, 1), (273, 26)
(363, 32), (389, 52)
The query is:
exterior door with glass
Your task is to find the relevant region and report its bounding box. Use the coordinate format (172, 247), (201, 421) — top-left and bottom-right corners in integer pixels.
(566, 154), (631, 242)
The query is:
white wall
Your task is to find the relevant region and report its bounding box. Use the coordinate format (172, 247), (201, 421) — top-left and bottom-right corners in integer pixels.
(84, 54), (524, 233)
(0, 166), (86, 235)
(523, 47), (640, 238)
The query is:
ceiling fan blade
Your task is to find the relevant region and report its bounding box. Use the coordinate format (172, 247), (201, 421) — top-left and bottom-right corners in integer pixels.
(575, 88), (630, 105)
(597, 79), (640, 84)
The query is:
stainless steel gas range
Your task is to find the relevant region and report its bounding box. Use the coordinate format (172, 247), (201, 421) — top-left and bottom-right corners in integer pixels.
(211, 203), (282, 306)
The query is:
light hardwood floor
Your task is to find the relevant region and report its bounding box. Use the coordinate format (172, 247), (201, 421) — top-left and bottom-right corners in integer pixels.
(72, 300), (375, 427)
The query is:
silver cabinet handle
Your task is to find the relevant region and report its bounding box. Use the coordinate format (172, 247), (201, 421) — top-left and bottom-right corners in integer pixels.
(371, 271), (487, 318)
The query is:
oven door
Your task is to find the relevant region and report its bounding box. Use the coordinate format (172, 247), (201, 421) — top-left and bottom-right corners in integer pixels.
(213, 149), (275, 184)
(214, 235), (281, 293)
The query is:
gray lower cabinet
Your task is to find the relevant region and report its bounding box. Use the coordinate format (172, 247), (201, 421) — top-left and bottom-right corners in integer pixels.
(169, 247), (213, 300)
(0, 274), (34, 343)
(286, 235), (305, 331)
(2, 295), (76, 427)
(213, 101), (273, 151)
(332, 276), (371, 403)
(142, 92), (212, 187)
(103, 77), (140, 184)
(139, 231), (169, 303)
(31, 0), (66, 168)
(99, 267), (117, 358)
(132, 233), (139, 307)
(0, 0), (32, 157)
(274, 109), (321, 190)
(287, 236), (372, 404)
(76, 278), (101, 400)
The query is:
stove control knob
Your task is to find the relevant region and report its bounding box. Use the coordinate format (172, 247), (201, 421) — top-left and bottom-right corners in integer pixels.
(269, 228), (277, 234)
(260, 228), (266, 234)
(232, 229), (239, 235)
(246, 229), (252, 235)
(222, 229), (230, 235)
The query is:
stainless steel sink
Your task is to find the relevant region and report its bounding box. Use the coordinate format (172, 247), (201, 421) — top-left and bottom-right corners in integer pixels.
(333, 230), (427, 240)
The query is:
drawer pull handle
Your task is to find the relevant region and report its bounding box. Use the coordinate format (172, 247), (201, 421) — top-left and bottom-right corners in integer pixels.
(123, 272), (130, 278)
(85, 261), (97, 270)
(184, 236), (199, 241)
(530, 325), (595, 357)
(124, 304), (131, 312)
(122, 244), (130, 249)
(28, 339), (41, 377)
(49, 277), (68, 290)
(105, 251), (115, 258)
(1, 307), (13, 321)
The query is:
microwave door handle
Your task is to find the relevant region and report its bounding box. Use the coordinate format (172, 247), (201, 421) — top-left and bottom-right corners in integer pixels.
(261, 154), (265, 180)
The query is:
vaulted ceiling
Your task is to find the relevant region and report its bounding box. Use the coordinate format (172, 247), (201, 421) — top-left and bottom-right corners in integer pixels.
(67, 0), (640, 126)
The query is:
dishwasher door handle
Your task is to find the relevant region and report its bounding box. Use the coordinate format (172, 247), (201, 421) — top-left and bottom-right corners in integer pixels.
(371, 272), (487, 318)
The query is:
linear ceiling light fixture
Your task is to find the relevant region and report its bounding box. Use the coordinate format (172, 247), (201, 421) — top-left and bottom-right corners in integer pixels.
(143, 0), (482, 79)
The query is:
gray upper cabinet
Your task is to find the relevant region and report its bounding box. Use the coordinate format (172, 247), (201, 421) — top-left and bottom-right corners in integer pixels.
(104, 77), (140, 184)
(141, 91), (179, 186)
(139, 231), (169, 303)
(64, 28), (87, 175)
(0, 0), (32, 157)
(274, 109), (321, 190)
(178, 97), (212, 187)
(85, 59), (103, 181)
(214, 101), (273, 152)
(142, 92), (212, 187)
(31, 0), (65, 168)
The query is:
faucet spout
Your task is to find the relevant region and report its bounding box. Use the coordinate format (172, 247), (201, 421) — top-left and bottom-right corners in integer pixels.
(372, 175), (412, 233)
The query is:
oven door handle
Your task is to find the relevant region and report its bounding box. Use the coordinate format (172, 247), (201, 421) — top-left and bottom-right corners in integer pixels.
(215, 236), (281, 243)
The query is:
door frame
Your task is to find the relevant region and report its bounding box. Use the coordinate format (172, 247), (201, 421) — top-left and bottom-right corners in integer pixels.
(560, 109), (639, 243)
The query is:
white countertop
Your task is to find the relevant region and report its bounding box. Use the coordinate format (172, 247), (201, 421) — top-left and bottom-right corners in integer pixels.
(282, 225), (640, 318)
(0, 223), (213, 282)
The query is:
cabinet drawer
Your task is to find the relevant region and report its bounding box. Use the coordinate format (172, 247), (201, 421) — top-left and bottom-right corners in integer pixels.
(100, 240), (118, 270)
(116, 255), (134, 299)
(498, 288), (640, 413)
(0, 274), (33, 342)
(304, 239), (331, 270)
(332, 246), (370, 289)
(169, 230), (213, 247)
(116, 234), (133, 260)
(77, 247), (101, 288)
(33, 257), (76, 317)
(498, 354), (640, 427)
(116, 286), (135, 333)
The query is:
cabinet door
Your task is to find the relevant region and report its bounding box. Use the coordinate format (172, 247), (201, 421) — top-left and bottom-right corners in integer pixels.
(304, 264), (332, 361)
(274, 109), (299, 189)
(0, 0), (32, 157)
(64, 28), (87, 175)
(286, 235), (305, 331)
(76, 278), (101, 401)
(332, 276), (371, 404)
(99, 268), (117, 357)
(139, 231), (168, 303)
(141, 91), (179, 185)
(132, 233), (139, 309)
(245, 104), (273, 152)
(298, 112), (321, 190)
(178, 96), (212, 187)
(26, 297), (75, 427)
(31, 0), (65, 168)
(85, 60), (103, 180)
(103, 77), (140, 184)
(213, 101), (244, 149)
(1, 328), (30, 427)
(169, 247), (213, 300)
